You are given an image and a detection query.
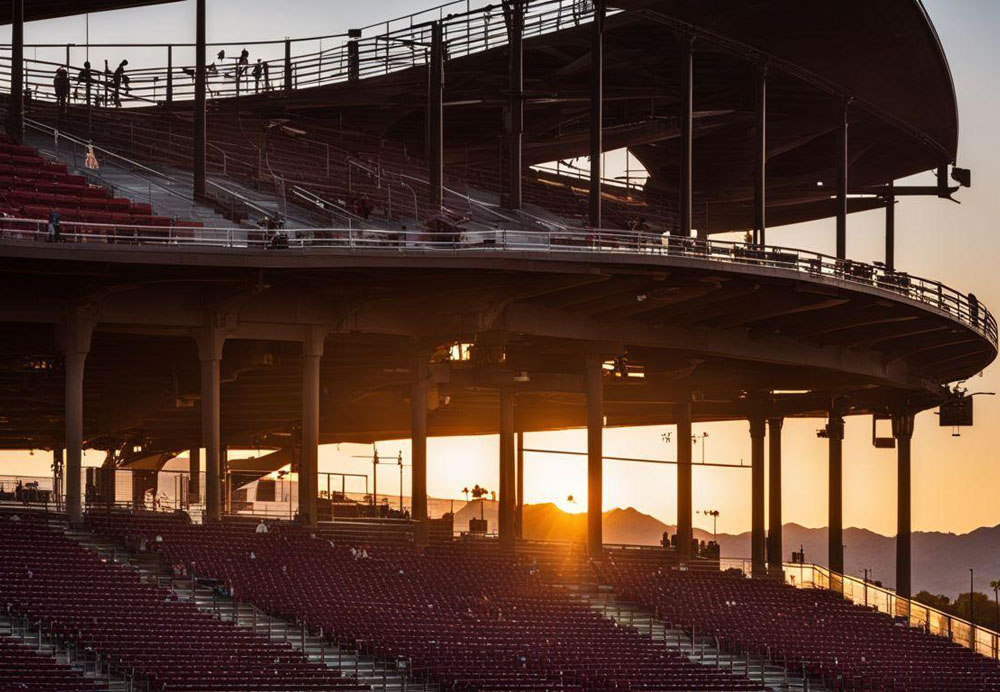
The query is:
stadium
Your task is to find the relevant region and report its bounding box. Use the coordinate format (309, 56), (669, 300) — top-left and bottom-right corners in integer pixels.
(0, 0), (998, 690)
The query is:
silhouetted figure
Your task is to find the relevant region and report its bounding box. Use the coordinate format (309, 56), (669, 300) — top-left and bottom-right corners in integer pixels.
(54, 67), (70, 116)
(237, 48), (250, 83)
(75, 61), (95, 105)
(252, 59), (263, 93)
(112, 60), (129, 107)
(262, 61), (271, 91)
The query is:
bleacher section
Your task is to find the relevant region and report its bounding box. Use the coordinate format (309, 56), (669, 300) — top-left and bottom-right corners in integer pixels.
(0, 133), (201, 234)
(0, 514), (364, 691)
(0, 635), (99, 691)
(597, 561), (1000, 691)
(90, 511), (764, 691)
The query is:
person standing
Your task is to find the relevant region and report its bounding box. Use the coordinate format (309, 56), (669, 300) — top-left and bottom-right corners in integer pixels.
(54, 67), (71, 117)
(112, 60), (129, 107)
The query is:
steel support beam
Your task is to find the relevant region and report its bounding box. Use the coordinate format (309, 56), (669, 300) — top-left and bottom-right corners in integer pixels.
(750, 412), (766, 577)
(885, 182), (896, 272)
(516, 430), (524, 539)
(675, 400), (693, 560)
(410, 358), (429, 534)
(679, 36), (694, 238)
(588, 1), (606, 229)
(585, 354), (604, 558)
(284, 39), (293, 92)
(166, 45), (173, 105)
(498, 387), (516, 548)
(9, 0), (24, 144)
(753, 70), (767, 246)
(188, 447), (201, 504)
(827, 409), (845, 579)
(429, 22), (445, 211)
(836, 103), (849, 259)
(767, 417), (784, 574)
(893, 410), (915, 599)
(193, 0), (207, 198)
(503, 1), (526, 210)
(300, 332), (324, 527)
(196, 327), (224, 522)
(63, 311), (93, 526)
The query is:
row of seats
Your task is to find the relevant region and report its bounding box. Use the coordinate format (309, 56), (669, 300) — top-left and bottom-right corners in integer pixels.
(0, 513), (365, 691)
(596, 561), (1000, 691)
(0, 634), (99, 691)
(89, 511), (763, 691)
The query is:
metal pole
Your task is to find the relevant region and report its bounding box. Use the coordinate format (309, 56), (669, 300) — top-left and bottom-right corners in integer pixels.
(588, 1), (606, 229)
(193, 0), (207, 198)
(428, 22), (444, 210)
(515, 431), (524, 539)
(679, 36), (694, 237)
(284, 39), (293, 93)
(885, 182), (895, 272)
(835, 102), (849, 259)
(504, 0), (525, 210)
(585, 354), (604, 558)
(753, 70), (766, 245)
(166, 45), (173, 105)
(9, 0), (24, 144)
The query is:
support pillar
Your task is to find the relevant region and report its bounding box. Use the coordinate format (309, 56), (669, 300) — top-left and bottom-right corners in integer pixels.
(675, 401), (692, 560)
(410, 358), (429, 534)
(300, 329), (324, 527)
(750, 413), (766, 578)
(893, 410), (915, 599)
(9, 0), (24, 143)
(498, 388), (516, 548)
(166, 45), (173, 106)
(827, 409), (845, 577)
(885, 182), (895, 272)
(588, 1), (606, 229)
(835, 103), (849, 259)
(193, 0), (207, 198)
(284, 39), (293, 92)
(515, 431), (524, 539)
(503, 1), (525, 210)
(63, 311), (94, 527)
(188, 447), (201, 504)
(767, 418), (784, 575)
(428, 22), (444, 211)
(679, 36), (694, 238)
(347, 32), (360, 82)
(753, 70), (767, 246)
(585, 355), (604, 558)
(196, 327), (224, 522)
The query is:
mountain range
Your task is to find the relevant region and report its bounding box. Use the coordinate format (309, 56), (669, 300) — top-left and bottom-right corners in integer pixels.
(455, 500), (1000, 598)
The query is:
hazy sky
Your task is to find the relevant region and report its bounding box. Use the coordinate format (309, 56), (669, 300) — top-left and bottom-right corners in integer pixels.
(4, 2), (1000, 551)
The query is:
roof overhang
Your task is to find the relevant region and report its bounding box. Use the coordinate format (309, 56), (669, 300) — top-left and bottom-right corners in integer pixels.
(1, 0), (181, 24)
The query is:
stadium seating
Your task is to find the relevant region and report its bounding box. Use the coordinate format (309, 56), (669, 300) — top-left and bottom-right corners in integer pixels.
(89, 511), (763, 691)
(0, 513), (364, 691)
(596, 561), (1000, 691)
(0, 132), (200, 236)
(0, 634), (99, 691)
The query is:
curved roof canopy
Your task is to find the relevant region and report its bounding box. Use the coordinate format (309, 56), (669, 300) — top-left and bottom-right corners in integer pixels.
(1, 0), (180, 24)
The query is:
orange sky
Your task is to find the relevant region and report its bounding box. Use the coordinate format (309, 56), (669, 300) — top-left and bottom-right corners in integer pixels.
(2, 1), (999, 538)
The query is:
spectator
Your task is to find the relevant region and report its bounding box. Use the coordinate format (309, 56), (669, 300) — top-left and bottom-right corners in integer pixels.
(75, 61), (95, 105)
(54, 67), (71, 116)
(255, 520), (269, 534)
(112, 59), (129, 107)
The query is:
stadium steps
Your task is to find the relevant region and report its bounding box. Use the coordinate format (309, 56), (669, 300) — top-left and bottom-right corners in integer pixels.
(576, 589), (826, 692)
(60, 525), (437, 692)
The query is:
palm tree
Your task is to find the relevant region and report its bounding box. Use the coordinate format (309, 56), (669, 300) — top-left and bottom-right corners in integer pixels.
(990, 579), (1000, 631)
(462, 487), (470, 502)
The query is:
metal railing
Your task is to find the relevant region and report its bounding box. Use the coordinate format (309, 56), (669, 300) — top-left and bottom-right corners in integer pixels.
(784, 561), (1000, 662)
(0, 217), (993, 347)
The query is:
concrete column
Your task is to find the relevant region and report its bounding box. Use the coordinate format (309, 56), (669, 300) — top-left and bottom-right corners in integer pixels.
(750, 413), (766, 577)
(196, 327), (224, 522)
(300, 331), (324, 526)
(675, 401), (693, 560)
(588, 1), (606, 229)
(753, 70), (766, 245)
(504, 1), (525, 210)
(679, 36), (694, 237)
(428, 22), (444, 210)
(585, 355), (604, 558)
(193, 0), (207, 198)
(767, 417), (784, 574)
(827, 410), (845, 576)
(498, 388), (516, 548)
(9, 0), (24, 144)
(893, 410), (915, 598)
(515, 431), (524, 539)
(835, 103), (849, 259)
(63, 311), (94, 526)
(188, 447), (201, 504)
(410, 359), (428, 531)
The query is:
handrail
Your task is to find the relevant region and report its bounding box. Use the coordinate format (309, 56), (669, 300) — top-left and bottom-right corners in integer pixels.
(0, 217), (993, 348)
(784, 561), (1000, 662)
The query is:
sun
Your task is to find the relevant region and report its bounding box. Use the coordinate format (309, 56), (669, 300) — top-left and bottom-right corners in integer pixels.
(555, 495), (586, 514)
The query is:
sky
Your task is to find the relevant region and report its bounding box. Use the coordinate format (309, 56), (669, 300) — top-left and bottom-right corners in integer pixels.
(3, 1), (1000, 548)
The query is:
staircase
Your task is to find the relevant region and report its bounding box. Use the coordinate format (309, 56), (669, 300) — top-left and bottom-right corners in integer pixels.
(62, 525), (436, 692)
(577, 588), (824, 692)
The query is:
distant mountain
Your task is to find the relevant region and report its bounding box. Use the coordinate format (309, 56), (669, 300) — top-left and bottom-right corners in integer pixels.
(516, 503), (1000, 598)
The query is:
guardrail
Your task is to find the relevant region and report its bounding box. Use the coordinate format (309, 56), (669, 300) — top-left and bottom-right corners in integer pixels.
(784, 561), (1000, 662)
(0, 217), (994, 348)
